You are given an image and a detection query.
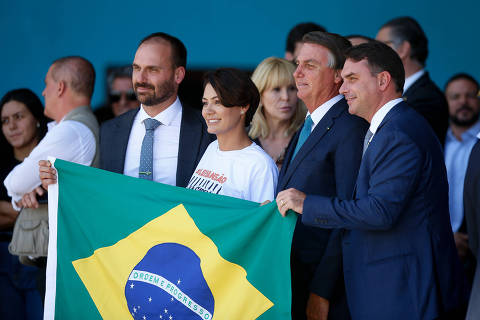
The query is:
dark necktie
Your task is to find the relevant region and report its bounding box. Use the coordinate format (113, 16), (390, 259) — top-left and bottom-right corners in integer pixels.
(139, 118), (161, 180)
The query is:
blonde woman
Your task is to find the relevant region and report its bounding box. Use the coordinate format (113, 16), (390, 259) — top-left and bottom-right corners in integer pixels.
(249, 57), (306, 169)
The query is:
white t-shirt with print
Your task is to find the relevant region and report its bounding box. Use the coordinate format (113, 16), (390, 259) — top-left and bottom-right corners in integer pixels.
(186, 140), (278, 202)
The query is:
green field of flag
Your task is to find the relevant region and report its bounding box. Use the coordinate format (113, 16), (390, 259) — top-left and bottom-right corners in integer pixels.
(44, 159), (296, 319)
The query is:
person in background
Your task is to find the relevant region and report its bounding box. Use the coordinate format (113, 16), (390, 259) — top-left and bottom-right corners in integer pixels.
(444, 73), (480, 283)
(249, 57), (306, 169)
(0, 89), (47, 320)
(186, 68), (278, 202)
(285, 22), (327, 61)
(376, 16), (449, 143)
(94, 65), (139, 124)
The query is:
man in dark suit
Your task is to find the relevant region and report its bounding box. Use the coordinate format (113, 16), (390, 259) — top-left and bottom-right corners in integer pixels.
(464, 138), (480, 319)
(277, 42), (468, 319)
(376, 17), (449, 143)
(278, 31), (368, 320)
(100, 32), (213, 187)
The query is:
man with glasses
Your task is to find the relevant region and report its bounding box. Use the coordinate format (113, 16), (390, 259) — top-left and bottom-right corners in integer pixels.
(94, 66), (139, 124)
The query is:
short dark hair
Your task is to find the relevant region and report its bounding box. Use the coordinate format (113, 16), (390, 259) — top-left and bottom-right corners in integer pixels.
(107, 65), (132, 92)
(139, 32), (187, 69)
(286, 22), (326, 54)
(203, 68), (260, 127)
(302, 31), (352, 69)
(0, 88), (49, 139)
(445, 73), (479, 92)
(51, 56), (95, 99)
(381, 16), (428, 66)
(345, 41), (405, 93)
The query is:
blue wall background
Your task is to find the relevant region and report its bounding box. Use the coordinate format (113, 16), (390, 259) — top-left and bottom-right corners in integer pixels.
(1, 0), (476, 108)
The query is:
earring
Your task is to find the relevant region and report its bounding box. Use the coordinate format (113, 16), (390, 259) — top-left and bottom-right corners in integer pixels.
(240, 111), (245, 115)
(36, 122), (40, 128)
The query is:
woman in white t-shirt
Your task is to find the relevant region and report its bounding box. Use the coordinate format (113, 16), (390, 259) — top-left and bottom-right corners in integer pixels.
(186, 68), (278, 202)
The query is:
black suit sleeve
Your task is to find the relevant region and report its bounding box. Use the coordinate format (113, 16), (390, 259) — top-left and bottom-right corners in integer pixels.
(464, 141), (480, 259)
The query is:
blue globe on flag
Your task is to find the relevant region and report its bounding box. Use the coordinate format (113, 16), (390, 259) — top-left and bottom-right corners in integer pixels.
(125, 243), (215, 319)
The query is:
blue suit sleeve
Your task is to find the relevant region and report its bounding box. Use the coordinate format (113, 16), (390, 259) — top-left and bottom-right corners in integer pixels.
(302, 131), (423, 231)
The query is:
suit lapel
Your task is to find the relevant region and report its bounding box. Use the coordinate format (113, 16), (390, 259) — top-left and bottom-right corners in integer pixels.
(278, 100), (345, 191)
(110, 108), (138, 173)
(277, 130), (300, 194)
(352, 102), (407, 198)
(177, 106), (203, 187)
(375, 102), (406, 134)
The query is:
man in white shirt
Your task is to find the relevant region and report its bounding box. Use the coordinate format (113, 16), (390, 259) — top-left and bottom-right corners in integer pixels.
(277, 41), (468, 319)
(376, 16), (449, 143)
(99, 32), (212, 187)
(276, 31), (368, 320)
(4, 56), (99, 210)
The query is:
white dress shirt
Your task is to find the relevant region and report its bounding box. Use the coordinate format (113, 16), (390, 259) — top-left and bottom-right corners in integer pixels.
(308, 94), (343, 132)
(367, 98), (404, 143)
(4, 119), (96, 210)
(403, 69), (425, 93)
(123, 98), (182, 186)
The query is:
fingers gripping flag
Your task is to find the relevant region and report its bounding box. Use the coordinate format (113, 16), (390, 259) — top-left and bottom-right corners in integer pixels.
(44, 159), (295, 319)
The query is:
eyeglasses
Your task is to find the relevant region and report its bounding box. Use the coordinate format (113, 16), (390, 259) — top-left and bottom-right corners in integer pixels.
(109, 90), (137, 103)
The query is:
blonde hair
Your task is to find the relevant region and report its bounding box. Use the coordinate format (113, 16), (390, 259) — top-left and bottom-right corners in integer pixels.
(249, 57), (306, 139)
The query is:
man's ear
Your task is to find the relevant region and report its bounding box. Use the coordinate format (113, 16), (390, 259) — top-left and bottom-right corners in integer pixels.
(333, 69), (342, 84)
(174, 66), (186, 85)
(396, 41), (411, 61)
(377, 71), (392, 91)
(57, 80), (66, 97)
(240, 104), (249, 115)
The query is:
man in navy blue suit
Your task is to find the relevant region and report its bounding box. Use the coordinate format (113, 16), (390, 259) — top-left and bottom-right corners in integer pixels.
(100, 32), (212, 187)
(277, 31), (368, 320)
(277, 42), (468, 319)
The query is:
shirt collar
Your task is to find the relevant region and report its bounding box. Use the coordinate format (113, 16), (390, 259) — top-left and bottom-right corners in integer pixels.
(369, 98), (404, 134)
(47, 120), (57, 131)
(138, 97), (181, 126)
(308, 94), (343, 125)
(447, 120), (480, 142)
(403, 69), (425, 93)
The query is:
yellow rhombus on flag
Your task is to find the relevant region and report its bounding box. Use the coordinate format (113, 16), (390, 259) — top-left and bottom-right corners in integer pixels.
(72, 204), (273, 319)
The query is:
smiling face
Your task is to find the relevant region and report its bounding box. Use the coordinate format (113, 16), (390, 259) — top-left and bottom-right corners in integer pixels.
(261, 82), (298, 122)
(340, 58), (381, 122)
(202, 83), (246, 137)
(132, 41), (181, 108)
(293, 43), (339, 111)
(1, 100), (38, 149)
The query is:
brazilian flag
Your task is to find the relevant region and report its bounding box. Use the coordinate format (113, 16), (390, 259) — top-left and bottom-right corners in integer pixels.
(44, 159), (295, 319)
